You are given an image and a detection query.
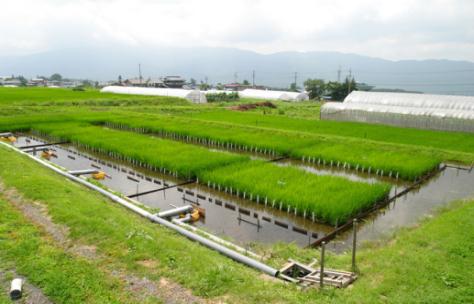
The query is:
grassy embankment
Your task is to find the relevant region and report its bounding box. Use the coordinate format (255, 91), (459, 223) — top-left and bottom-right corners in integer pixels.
(0, 144), (473, 303)
(29, 122), (389, 225)
(0, 197), (145, 303)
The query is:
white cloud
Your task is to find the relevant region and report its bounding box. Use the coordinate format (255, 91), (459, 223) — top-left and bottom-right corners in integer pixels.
(0, 0), (473, 61)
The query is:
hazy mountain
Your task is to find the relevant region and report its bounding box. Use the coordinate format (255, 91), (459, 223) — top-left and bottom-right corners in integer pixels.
(1, 46), (474, 95)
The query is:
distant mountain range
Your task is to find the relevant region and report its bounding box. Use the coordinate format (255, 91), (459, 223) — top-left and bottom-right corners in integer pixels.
(1, 46), (474, 95)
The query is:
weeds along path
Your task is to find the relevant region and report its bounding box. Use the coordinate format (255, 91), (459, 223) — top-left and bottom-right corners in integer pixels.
(0, 182), (209, 304)
(0, 196), (146, 303)
(27, 122), (390, 225)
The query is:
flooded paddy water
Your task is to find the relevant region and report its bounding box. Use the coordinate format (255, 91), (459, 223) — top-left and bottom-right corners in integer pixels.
(13, 134), (474, 252)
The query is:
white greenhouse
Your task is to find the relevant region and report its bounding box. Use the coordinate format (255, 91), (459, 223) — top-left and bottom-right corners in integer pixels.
(321, 91), (474, 133)
(101, 86), (207, 103)
(239, 89), (309, 102)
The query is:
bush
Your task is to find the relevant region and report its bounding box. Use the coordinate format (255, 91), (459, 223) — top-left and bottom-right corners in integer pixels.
(206, 92), (239, 102)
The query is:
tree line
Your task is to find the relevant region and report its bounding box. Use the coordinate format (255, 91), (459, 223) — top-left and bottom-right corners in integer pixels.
(304, 77), (357, 101)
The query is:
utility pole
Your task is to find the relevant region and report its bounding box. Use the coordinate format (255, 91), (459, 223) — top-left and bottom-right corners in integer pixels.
(348, 68), (352, 95)
(337, 66), (341, 83)
(205, 76), (208, 85)
(252, 70), (255, 87)
(294, 72), (298, 89)
(138, 63), (143, 84)
(234, 72), (238, 84)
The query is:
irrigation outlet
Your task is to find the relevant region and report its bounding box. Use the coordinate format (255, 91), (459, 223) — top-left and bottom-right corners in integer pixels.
(0, 141), (280, 278)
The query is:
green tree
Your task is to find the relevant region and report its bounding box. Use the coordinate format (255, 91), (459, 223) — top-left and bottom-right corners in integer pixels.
(199, 82), (210, 90)
(50, 73), (63, 81)
(18, 75), (28, 87)
(242, 79), (250, 85)
(81, 80), (93, 87)
(327, 77), (357, 101)
(304, 79), (326, 100)
(289, 83), (300, 92)
(190, 78), (197, 87)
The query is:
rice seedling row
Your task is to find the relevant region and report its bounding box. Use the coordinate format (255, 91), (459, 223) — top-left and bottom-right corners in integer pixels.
(98, 114), (442, 180)
(200, 160), (391, 225)
(189, 109), (474, 155)
(29, 122), (391, 225)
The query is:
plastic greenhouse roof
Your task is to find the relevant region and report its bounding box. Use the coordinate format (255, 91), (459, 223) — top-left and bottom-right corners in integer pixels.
(101, 86), (207, 103)
(344, 91), (474, 111)
(239, 89), (309, 101)
(321, 101), (474, 120)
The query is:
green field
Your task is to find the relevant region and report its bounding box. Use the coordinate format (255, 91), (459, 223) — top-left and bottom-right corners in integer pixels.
(0, 86), (188, 106)
(28, 121), (390, 224)
(96, 113), (444, 180)
(1, 87), (473, 303)
(189, 109), (474, 155)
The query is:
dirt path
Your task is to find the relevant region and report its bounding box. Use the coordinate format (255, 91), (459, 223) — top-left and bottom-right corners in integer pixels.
(0, 182), (209, 304)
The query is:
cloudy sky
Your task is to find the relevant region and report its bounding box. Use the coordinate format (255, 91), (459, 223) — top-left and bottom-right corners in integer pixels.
(1, 0), (473, 61)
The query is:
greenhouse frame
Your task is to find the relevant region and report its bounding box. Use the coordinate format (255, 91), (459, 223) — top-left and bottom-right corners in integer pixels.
(321, 91), (474, 133)
(101, 86), (207, 103)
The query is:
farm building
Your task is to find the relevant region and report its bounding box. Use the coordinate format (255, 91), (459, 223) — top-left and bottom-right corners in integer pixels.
(239, 89), (309, 102)
(101, 86), (207, 103)
(321, 91), (474, 133)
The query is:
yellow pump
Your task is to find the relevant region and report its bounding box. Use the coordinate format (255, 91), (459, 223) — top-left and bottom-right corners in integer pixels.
(92, 171), (106, 180)
(41, 150), (55, 159)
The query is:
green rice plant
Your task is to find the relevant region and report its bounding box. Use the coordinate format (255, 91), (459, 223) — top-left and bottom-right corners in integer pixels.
(31, 122), (390, 224)
(33, 122), (248, 179)
(98, 113), (444, 180)
(291, 139), (442, 180)
(99, 114), (317, 155)
(190, 109), (474, 155)
(201, 160), (391, 225)
(0, 87), (189, 106)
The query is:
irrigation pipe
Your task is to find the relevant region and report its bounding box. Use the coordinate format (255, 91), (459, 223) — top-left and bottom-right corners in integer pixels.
(171, 217), (262, 260)
(0, 141), (279, 277)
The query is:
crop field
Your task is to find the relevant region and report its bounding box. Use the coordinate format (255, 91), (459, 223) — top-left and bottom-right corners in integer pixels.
(23, 120), (390, 224)
(188, 109), (474, 155)
(0, 87), (188, 106)
(200, 160), (390, 224)
(33, 122), (248, 179)
(1, 87), (473, 303)
(96, 113), (444, 180)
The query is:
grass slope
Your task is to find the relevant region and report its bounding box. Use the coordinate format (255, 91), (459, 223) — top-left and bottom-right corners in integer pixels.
(0, 198), (148, 303)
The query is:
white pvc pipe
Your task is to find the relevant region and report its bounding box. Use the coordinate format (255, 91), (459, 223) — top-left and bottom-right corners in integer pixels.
(1, 141), (278, 277)
(157, 205), (194, 218)
(171, 218), (262, 260)
(10, 278), (22, 299)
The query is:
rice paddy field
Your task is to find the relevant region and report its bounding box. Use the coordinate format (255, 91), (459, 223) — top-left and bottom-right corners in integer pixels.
(1, 87), (473, 303)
